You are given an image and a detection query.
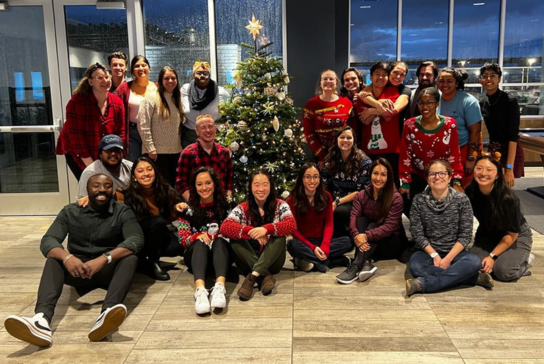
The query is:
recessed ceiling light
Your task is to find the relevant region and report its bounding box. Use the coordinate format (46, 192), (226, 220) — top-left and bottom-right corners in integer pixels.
(473, 2), (485, 6)
(360, 6), (371, 9)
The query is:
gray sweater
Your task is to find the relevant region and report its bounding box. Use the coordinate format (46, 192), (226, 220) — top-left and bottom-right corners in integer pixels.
(410, 186), (473, 254)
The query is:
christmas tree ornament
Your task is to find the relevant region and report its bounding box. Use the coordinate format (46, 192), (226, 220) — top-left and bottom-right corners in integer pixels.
(285, 97), (294, 105)
(233, 96), (242, 104)
(237, 121), (248, 129)
(262, 134), (267, 141)
(272, 116), (280, 132)
(240, 155), (248, 164)
(264, 86), (276, 96)
(283, 73), (290, 84)
(275, 91), (286, 101)
(245, 14), (263, 41)
(264, 162), (279, 172)
(236, 73), (242, 88)
(263, 102), (275, 115)
(229, 141), (240, 152)
(284, 128), (293, 137)
(264, 72), (272, 80)
(281, 191), (290, 199)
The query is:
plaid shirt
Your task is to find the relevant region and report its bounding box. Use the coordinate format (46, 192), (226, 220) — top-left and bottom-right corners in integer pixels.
(56, 92), (126, 170)
(176, 140), (233, 195)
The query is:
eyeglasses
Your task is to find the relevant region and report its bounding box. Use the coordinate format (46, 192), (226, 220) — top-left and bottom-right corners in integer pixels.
(428, 171), (448, 178)
(92, 75), (111, 82)
(164, 77), (177, 81)
(195, 71), (210, 77)
(303, 175), (320, 181)
(480, 74), (499, 80)
(103, 148), (121, 154)
(417, 101), (437, 107)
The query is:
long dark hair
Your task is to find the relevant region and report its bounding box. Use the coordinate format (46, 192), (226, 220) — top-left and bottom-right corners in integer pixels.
(130, 55), (150, 78)
(157, 66), (183, 119)
(290, 163), (328, 215)
(324, 126), (367, 177)
(188, 167), (228, 223)
(466, 156), (521, 230)
(123, 156), (180, 220)
(247, 170), (277, 226)
(370, 158), (395, 224)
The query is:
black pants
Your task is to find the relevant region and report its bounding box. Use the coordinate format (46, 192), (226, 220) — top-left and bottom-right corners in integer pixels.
(402, 173), (427, 219)
(181, 125), (198, 150)
(352, 216), (403, 269)
(35, 255), (138, 323)
(154, 153), (181, 188)
(184, 238), (230, 281)
(333, 202), (352, 238)
(65, 154), (84, 181)
(139, 216), (185, 262)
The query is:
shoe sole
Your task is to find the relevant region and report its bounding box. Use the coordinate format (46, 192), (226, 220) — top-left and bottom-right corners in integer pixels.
(88, 306), (126, 342)
(5, 316), (52, 347)
(210, 296), (227, 309)
(358, 266), (377, 282)
(195, 305), (211, 315)
(336, 275), (359, 284)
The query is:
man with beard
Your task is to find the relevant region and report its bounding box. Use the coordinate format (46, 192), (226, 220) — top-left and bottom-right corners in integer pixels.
(77, 134), (133, 201)
(409, 61), (440, 118)
(180, 60), (230, 149)
(4, 174), (144, 347)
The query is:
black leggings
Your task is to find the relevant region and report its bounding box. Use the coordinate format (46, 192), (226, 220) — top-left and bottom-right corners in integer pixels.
(352, 216), (403, 269)
(184, 238), (230, 281)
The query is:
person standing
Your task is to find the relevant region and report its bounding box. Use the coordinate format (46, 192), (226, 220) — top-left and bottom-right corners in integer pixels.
(107, 51), (127, 94)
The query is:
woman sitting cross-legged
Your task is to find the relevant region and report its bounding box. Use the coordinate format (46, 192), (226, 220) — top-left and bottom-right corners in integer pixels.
(321, 126), (372, 237)
(119, 156), (185, 281)
(219, 170), (296, 300)
(286, 163), (352, 273)
(178, 167), (230, 315)
(466, 156), (534, 281)
(405, 160), (494, 296)
(336, 158), (405, 284)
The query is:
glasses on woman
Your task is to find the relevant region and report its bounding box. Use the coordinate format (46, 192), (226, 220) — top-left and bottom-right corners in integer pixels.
(480, 73), (499, 80)
(428, 171), (448, 178)
(92, 75), (111, 82)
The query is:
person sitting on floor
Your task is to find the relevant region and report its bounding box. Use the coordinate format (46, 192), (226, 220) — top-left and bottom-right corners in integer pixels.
(466, 156), (534, 281)
(286, 162), (352, 273)
(77, 134), (133, 203)
(336, 158), (405, 284)
(4, 174), (144, 347)
(178, 167), (230, 315)
(220, 170), (296, 300)
(405, 160), (494, 296)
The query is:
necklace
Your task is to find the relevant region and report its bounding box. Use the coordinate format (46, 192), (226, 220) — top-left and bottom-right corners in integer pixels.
(487, 90), (502, 107)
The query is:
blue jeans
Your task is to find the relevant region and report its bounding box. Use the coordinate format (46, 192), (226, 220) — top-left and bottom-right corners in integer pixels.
(287, 236), (352, 272)
(409, 249), (480, 293)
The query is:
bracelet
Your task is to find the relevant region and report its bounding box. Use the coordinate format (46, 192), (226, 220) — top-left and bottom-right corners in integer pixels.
(62, 254), (73, 265)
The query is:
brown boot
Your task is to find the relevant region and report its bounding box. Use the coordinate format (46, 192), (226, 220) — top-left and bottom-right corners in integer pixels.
(261, 275), (276, 296)
(237, 273), (256, 300)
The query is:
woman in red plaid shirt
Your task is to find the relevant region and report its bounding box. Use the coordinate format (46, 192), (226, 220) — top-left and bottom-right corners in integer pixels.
(56, 63), (126, 180)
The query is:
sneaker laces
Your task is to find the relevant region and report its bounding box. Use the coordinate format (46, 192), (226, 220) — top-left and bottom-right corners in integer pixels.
(211, 283), (226, 296)
(195, 287), (209, 304)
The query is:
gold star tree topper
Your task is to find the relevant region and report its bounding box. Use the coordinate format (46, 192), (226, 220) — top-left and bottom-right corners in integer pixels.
(245, 14), (263, 41)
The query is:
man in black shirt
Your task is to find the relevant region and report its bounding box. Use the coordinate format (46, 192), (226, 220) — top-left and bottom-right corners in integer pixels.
(4, 174), (144, 347)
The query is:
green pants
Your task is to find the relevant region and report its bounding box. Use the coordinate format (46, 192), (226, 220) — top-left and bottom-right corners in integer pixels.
(230, 237), (286, 276)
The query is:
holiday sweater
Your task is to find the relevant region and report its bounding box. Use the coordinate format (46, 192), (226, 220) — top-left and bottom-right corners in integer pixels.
(320, 155), (372, 198)
(177, 201), (227, 248)
(302, 95), (352, 161)
(399, 115), (463, 188)
(219, 199), (296, 240)
(357, 85), (401, 155)
(349, 186), (404, 242)
(286, 192), (334, 255)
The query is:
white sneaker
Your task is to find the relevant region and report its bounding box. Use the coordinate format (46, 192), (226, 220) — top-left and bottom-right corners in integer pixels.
(194, 287), (211, 314)
(88, 304), (127, 342)
(4, 312), (52, 347)
(528, 253), (535, 267)
(210, 282), (227, 310)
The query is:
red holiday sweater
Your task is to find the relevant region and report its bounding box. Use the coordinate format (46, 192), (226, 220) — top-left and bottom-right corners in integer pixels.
(303, 95), (352, 161)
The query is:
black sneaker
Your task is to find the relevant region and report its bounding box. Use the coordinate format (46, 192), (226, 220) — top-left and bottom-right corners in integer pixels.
(358, 260), (377, 282)
(330, 255), (351, 268)
(4, 312), (52, 347)
(88, 304), (127, 342)
(336, 264), (360, 284)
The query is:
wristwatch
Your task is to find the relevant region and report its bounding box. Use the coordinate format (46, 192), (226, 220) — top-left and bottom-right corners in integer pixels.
(334, 197), (341, 206)
(103, 252), (112, 264)
(489, 253), (498, 261)
(506, 164), (513, 169)
(430, 252), (439, 258)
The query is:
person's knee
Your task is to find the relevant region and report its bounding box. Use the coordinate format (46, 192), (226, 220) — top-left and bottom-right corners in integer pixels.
(463, 253), (482, 272)
(493, 263), (522, 282)
(117, 254), (138, 268)
(408, 252), (427, 276)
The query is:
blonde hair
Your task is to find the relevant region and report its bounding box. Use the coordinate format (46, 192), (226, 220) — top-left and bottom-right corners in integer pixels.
(73, 63), (107, 96)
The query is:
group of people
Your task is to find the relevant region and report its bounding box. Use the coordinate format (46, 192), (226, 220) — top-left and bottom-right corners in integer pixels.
(3, 56), (535, 349)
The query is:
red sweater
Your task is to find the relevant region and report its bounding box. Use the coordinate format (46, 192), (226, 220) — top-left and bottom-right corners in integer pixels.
(286, 192), (334, 255)
(399, 115), (463, 187)
(219, 200), (296, 240)
(302, 95), (352, 161)
(357, 85), (400, 155)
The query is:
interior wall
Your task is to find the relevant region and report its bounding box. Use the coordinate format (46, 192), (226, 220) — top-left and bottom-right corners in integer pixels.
(285, 0), (349, 108)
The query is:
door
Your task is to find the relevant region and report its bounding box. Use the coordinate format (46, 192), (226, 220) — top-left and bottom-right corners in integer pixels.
(0, 0), (69, 215)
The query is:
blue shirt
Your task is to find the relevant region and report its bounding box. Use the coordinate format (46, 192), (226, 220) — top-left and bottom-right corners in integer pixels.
(439, 91), (482, 146)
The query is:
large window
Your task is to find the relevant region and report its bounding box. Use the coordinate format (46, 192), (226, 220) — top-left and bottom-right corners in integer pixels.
(215, 0), (283, 86)
(143, 0), (210, 86)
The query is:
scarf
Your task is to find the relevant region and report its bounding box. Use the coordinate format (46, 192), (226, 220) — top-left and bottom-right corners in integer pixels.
(189, 79), (218, 111)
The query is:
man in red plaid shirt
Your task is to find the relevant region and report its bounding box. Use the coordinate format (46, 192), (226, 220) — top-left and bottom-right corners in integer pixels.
(176, 114), (233, 200)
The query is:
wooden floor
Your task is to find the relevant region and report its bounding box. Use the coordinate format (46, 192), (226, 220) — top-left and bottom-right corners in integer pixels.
(0, 219), (543, 363)
(1, 167), (544, 363)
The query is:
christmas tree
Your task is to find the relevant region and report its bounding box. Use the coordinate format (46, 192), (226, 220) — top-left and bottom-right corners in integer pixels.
(217, 15), (306, 202)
